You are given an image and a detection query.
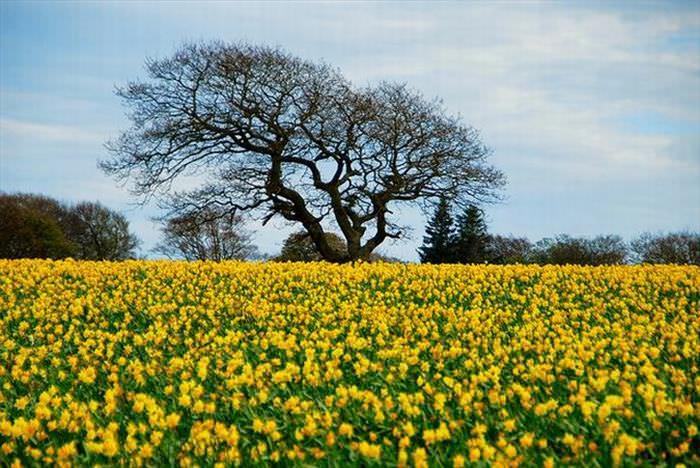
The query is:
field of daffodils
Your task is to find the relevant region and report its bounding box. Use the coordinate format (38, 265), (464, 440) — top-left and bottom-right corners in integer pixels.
(0, 260), (698, 466)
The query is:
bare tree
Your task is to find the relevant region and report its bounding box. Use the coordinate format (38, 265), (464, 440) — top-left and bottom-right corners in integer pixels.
(486, 235), (532, 264)
(154, 207), (258, 261)
(102, 42), (504, 262)
(67, 201), (140, 260)
(631, 232), (699, 265)
(531, 234), (627, 265)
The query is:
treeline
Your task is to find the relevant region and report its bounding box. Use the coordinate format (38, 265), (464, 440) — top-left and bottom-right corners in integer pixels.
(2, 192), (698, 264)
(419, 198), (699, 265)
(0, 193), (260, 262)
(1, 193), (139, 260)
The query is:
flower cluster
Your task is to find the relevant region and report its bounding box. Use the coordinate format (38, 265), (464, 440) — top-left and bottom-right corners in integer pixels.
(0, 260), (698, 466)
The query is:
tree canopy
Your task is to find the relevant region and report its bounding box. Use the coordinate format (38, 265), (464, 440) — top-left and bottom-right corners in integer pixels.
(0, 195), (75, 259)
(102, 42), (504, 262)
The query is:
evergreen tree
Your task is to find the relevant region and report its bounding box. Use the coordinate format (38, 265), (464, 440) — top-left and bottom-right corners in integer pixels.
(453, 204), (489, 263)
(418, 197), (455, 263)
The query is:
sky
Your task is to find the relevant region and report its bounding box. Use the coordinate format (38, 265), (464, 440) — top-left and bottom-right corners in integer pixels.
(1, 1), (699, 261)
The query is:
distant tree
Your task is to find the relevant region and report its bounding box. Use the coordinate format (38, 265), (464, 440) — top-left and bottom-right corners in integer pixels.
(453, 204), (489, 263)
(0, 193), (139, 261)
(631, 232), (700, 265)
(154, 208), (257, 261)
(101, 41), (504, 263)
(277, 231), (347, 262)
(486, 235), (532, 264)
(0, 194), (75, 259)
(531, 234), (627, 265)
(587, 235), (627, 265)
(532, 235), (583, 265)
(418, 197), (455, 264)
(66, 201), (140, 260)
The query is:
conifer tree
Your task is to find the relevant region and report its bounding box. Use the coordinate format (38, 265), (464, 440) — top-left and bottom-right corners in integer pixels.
(418, 197), (455, 263)
(453, 204), (489, 263)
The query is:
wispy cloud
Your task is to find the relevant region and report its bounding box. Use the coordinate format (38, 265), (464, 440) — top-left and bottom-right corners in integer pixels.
(0, 118), (107, 144)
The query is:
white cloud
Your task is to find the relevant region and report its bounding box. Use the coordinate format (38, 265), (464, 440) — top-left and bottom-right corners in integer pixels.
(327, 4), (700, 186)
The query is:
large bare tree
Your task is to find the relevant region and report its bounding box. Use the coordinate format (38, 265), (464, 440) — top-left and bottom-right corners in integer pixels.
(102, 42), (504, 262)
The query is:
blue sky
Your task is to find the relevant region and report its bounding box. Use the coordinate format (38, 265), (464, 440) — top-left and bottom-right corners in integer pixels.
(1, 1), (699, 260)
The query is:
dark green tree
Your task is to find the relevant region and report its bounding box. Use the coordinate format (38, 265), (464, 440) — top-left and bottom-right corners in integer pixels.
(418, 197), (455, 264)
(0, 194), (75, 259)
(453, 204), (489, 263)
(276, 231), (347, 262)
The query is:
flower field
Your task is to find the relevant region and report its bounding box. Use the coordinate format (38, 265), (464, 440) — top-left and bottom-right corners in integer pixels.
(0, 260), (698, 467)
